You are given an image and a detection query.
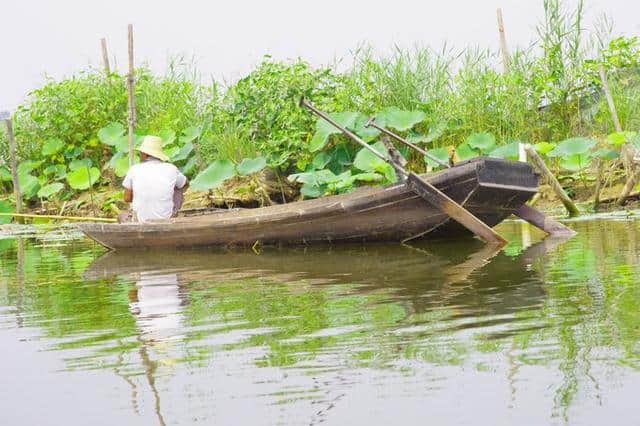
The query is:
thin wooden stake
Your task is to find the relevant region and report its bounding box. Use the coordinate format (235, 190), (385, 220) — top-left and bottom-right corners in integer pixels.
(100, 38), (111, 75)
(524, 144), (580, 217)
(497, 8), (510, 74)
(598, 64), (622, 132)
(600, 63), (640, 204)
(127, 24), (136, 167)
(4, 118), (22, 215)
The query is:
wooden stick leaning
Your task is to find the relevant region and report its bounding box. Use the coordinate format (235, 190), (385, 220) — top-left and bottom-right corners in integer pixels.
(126, 24), (136, 167)
(4, 118), (22, 216)
(364, 117), (451, 169)
(299, 96), (506, 244)
(101, 38), (110, 75)
(598, 64), (640, 206)
(523, 144), (580, 217)
(496, 8), (510, 74)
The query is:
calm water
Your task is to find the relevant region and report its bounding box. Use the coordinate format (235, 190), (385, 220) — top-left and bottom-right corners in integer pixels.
(1, 215), (639, 425)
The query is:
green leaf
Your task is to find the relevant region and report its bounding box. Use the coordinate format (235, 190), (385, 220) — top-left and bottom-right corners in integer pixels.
(98, 123), (126, 145)
(455, 143), (479, 162)
(42, 139), (65, 156)
(18, 172), (40, 199)
(312, 152), (333, 170)
(179, 126), (202, 144)
(300, 183), (325, 198)
(108, 152), (130, 178)
(547, 137), (596, 157)
(424, 147), (450, 169)
(606, 131), (636, 147)
(377, 107), (426, 131)
(43, 164), (66, 178)
(66, 167), (100, 190)
(489, 142), (520, 160)
(352, 114), (380, 142)
(69, 158), (92, 171)
(593, 148), (619, 160)
(0, 166), (12, 182)
(466, 133), (496, 152)
(17, 160), (43, 175)
(309, 112), (359, 152)
(37, 182), (64, 199)
(237, 157), (267, 176)
(191, 160), (236, 190)
(352, 172), (383, 182)
(353, 141), (389, 172)
(159, 129), (176, 146)
(559, 153), (592, 171)
(180, 156), (198, 176)
(534, 142), (556, 155)
(0, 200), (13, 224)
(288, 169), (337, 186)
(171, 142), (194, 162)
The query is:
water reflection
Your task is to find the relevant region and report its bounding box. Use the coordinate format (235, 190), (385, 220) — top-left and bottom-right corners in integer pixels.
(1, 218), (640, 425)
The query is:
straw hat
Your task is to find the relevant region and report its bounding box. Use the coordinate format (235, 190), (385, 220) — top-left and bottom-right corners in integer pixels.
(137, 135), (169, 162)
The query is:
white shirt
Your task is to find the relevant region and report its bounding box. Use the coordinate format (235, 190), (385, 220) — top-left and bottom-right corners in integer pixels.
(123, 158), (187, 222)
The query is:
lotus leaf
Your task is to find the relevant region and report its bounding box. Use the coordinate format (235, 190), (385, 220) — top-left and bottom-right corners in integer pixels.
(237, 157), (267, 176)
(489, 142), (520, 160)
(191, 160), (236, 190)
(455, 143), (479, 162)
(69, 159), (92, 171)
(98, 123), (126, 145)
(309, 112), (360, 152)
(377, 107), (426, 131)
(66, 167), (100, 190)
(179, 126), (202, 144)
(593, 148), (619, 160)
(559, 153), (592, 171)
(534, 142), (556, 155)
(547, 137), (596, 157)
(606, 131), (636, 147)
(353, 141), (389, 172)
(37, 182), (64, 199)
(42, 139), (65, 156)
(171, 142), (194, 162)
(466, 133), (496, 152)
(0, 200), (13, 224)
(0, 166), (12, 182)
(424, 147), (450, 169)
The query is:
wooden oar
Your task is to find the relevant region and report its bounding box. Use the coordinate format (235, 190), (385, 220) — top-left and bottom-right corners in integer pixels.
(365, 117), (451, 169)
(299, 96), (506, 244)
(0, 212), (117, 223)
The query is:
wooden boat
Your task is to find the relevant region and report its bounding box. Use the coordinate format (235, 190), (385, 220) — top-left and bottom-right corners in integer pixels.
(78, 157), (539, 250)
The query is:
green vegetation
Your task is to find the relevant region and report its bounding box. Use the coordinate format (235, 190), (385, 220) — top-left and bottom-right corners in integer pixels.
(1, 0), (640, 216)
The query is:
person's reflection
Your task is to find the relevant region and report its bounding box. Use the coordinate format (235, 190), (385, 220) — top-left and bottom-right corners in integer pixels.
(128, 271), (184, 346)
(127, 271), (184, 426)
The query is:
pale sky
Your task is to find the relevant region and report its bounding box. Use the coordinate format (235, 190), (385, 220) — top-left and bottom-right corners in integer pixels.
(1, 0), (638, 111)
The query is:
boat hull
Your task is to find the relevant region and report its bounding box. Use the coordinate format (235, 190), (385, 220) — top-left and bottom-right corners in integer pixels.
(78, 157), (539, 250)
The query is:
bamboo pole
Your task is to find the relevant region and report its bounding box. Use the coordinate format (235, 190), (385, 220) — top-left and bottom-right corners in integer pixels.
(4, 118), (22, 215)
(0, 212), (116, 223)
(524, 144), (580, 217)
(127, 24), (136, 167)
(100, 38), (111, 75)
(497, 8), (510, 74)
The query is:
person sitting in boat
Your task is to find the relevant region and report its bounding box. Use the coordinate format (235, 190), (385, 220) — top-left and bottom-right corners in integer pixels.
(120, 135), (188, 223)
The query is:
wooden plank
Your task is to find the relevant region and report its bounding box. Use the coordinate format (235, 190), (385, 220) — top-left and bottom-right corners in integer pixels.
(407, 172), (507, 244)
(523, 144), (579, 217)
(514, 204), (576, 236)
